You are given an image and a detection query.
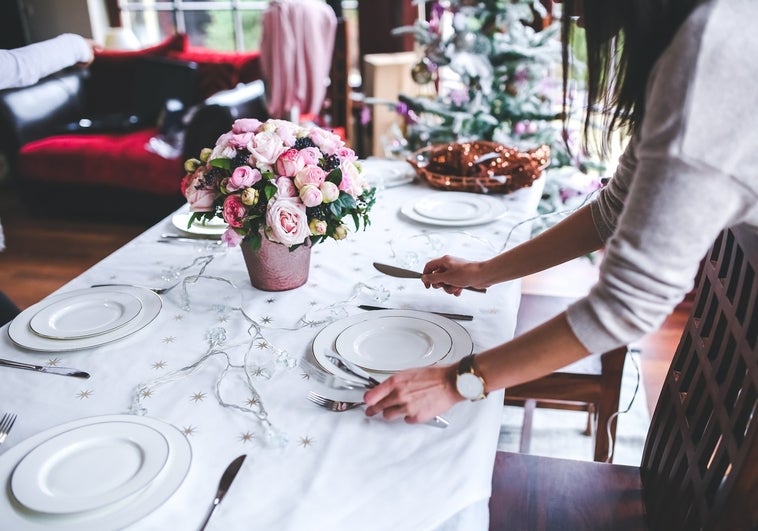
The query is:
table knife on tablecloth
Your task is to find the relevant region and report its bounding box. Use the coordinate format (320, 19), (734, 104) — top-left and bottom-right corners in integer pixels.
(0, 358), (90, 379)
(199, 454), (247, 530)
(358, 304), (473, 321)
(372, 262), (487, 293)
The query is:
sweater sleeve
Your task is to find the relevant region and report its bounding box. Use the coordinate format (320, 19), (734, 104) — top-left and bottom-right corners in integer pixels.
(0, 33), (92, 90)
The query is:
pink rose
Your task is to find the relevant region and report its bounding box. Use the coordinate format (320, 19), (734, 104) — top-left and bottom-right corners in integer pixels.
(266, 119), (298, 145)
(248, 131), (287, 167)
(298, 146), (321, 166)
(294, 165), (327, 188)
(227, 165), (262, 192)
(232, 118), (262, 134)
(222, 195), (247, 228)
(320, 181), (340, 203)
(183, 171), (216, 212)
(335, 146), (357, 163)
(275, 149), (305, 177)
(275, 176), (298, 198)
(229, 132), (254, 149)
(299, 184), (323, 207)
(309, 127), (343, 155)
(339, 160), (364, 196)
(222, 228), (244, 247)
(266, 198), (310, 246)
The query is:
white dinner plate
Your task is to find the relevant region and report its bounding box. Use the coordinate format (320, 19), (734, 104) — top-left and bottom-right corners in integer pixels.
(400, 192), (508, 227)
(335, 315), (453, 372)
(312, 310), (473, 382)
(28, 291), (143, 340)
(171, 212), (228, 236)
(0, 414), (191, 530)
(11, 422), (170, 514)
(359, 158), (416, 188)
(8, 286), (162, 352)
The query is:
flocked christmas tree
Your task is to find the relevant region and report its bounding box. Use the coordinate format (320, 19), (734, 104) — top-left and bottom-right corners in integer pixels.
(387, 0), (580, 169)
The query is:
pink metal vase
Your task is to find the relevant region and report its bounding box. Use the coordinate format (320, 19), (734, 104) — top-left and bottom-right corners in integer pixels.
(240, 236), (311, 291)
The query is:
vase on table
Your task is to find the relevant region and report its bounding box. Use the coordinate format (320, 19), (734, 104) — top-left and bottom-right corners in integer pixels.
(240, 236), (311, 291)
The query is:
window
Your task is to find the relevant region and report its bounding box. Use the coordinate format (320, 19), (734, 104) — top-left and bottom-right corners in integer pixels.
(118, 0), (356, 54)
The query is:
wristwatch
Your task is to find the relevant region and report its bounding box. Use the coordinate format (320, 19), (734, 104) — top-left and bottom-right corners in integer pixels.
(455, 354), (487, 401)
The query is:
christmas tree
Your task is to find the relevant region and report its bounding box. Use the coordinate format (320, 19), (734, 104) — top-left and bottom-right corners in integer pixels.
(386, 0), (581, 169)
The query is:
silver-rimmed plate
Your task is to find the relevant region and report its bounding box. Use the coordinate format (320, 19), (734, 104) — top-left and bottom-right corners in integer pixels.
(8, 286), (162, 352)
(11, 421), (170, 514)
(400, 192), (508, 227)
(171, 212), (228, 236)
(335, 315), (453, 372)
(312, 309), (473, 382)
(0, 415), (191, 530)
(29, 291), (143, 340)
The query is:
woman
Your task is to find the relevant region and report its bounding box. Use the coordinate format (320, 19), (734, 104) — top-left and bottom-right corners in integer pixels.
(365, 0), (758, 422)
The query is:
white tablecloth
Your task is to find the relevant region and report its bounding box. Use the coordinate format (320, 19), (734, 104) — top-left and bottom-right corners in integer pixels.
(0, 176), (543, 530)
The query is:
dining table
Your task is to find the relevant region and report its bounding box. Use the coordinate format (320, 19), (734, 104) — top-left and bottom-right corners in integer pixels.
(0, 162), (544, 531)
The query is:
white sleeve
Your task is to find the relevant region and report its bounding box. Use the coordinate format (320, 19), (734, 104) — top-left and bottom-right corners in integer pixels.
(0, 33), (93, 90)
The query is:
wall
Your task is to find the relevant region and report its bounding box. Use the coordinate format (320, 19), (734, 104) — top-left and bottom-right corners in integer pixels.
(18, 0), (109, 44)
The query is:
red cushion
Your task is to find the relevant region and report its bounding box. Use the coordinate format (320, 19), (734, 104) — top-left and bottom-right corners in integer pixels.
(168, 48), (262, 99)
(88, 34), (188, 114)
(19, 130), (183, 196)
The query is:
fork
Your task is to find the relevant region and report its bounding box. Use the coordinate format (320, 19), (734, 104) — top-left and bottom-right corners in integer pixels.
(307, 391), (363, 412)
(306, 391), (449, 428)
(90, 280), (182, 295)
(0, 413), (17, 446)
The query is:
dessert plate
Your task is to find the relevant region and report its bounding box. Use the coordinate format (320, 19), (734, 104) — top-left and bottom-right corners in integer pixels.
(359, 158), (416, 188)
(400, 192), (507, 227)
(312, 309), (473, 382)
(8, 286), (162, 352)
(29, 291), (142, 340)
(11, 421), (169, 514)
(0, 415), (191, 530)
(171, 212), (228, 236)
(335, 315), (453, 372)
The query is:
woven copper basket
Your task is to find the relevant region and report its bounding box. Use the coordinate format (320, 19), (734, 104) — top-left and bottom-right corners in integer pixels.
(407, 141), (550, 194)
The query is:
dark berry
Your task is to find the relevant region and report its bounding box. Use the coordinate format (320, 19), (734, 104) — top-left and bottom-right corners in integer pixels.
(231, 149), (251, 168)
(294, 137), (316, 150)
(320, 154), (341, 172)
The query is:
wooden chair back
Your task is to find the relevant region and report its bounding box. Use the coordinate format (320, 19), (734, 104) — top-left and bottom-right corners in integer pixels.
(640, 225), (758, 530)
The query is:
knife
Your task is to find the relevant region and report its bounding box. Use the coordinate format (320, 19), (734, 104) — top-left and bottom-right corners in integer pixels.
(199, 454), (247, 530)
(373, 262), (487, 293)
(0, 358), (90, 379)
(358, 304), (473, 321)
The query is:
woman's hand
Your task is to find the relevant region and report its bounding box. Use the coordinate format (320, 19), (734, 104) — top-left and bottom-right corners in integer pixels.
(363, 364), (463, 424)
(421, 255), (489, 296)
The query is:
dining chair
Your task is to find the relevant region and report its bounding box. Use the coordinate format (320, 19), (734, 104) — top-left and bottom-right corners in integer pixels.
(505, 292), (628, 462)
(489, 225), (758, 531)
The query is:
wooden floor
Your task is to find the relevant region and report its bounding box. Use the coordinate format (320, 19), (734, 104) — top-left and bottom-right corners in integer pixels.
(0, 183), (684, 417)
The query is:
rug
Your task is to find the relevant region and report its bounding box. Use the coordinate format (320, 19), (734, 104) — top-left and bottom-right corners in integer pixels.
(497, 352), (650, 465)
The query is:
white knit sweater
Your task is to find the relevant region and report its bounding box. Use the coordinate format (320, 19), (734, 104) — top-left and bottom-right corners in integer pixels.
(566, 0), (758, 353)
(0, 33), (92, 90)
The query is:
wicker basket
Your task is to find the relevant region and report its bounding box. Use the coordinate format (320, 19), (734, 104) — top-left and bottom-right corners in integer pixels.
(407, 141), (550, 194)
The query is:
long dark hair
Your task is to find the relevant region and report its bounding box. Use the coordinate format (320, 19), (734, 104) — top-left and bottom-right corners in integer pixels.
(561, 0), (699, 156)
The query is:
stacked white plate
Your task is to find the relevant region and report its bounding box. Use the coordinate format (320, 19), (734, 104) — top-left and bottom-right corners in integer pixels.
(400, 191), (508, 227)
(8, 286), (162, 352)
(311, 309), (473, 381)
(359, 158), (416, 188)
(171, 212), (228, 237)
(0, 414), (191, 530)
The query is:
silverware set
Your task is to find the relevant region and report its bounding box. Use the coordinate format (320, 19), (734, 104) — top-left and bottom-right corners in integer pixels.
(0, 358), (90, 379)
(0, 413), (17, 446)
(199, 454), (247, 530)
(303, 353), (449, 429)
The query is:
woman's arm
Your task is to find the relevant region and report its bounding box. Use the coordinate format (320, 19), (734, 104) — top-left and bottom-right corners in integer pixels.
(421, 202), (604, 294)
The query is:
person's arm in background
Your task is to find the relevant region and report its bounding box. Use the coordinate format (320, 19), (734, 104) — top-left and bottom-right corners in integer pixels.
(0, 33), (97, 90)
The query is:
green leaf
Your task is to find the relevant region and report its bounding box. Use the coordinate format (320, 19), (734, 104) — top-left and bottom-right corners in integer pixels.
(210, 158), (231, 170)
(326, 168), (342, 186)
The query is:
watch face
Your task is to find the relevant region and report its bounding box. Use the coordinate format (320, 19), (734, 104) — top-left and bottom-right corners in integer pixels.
(457, 372), (484, 400)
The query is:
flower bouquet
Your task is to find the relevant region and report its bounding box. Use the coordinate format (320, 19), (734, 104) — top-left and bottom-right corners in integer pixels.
(181, 118), (375, 251)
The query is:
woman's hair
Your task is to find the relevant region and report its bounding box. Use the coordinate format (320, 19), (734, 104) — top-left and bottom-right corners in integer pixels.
(561, 0), (699, 156)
